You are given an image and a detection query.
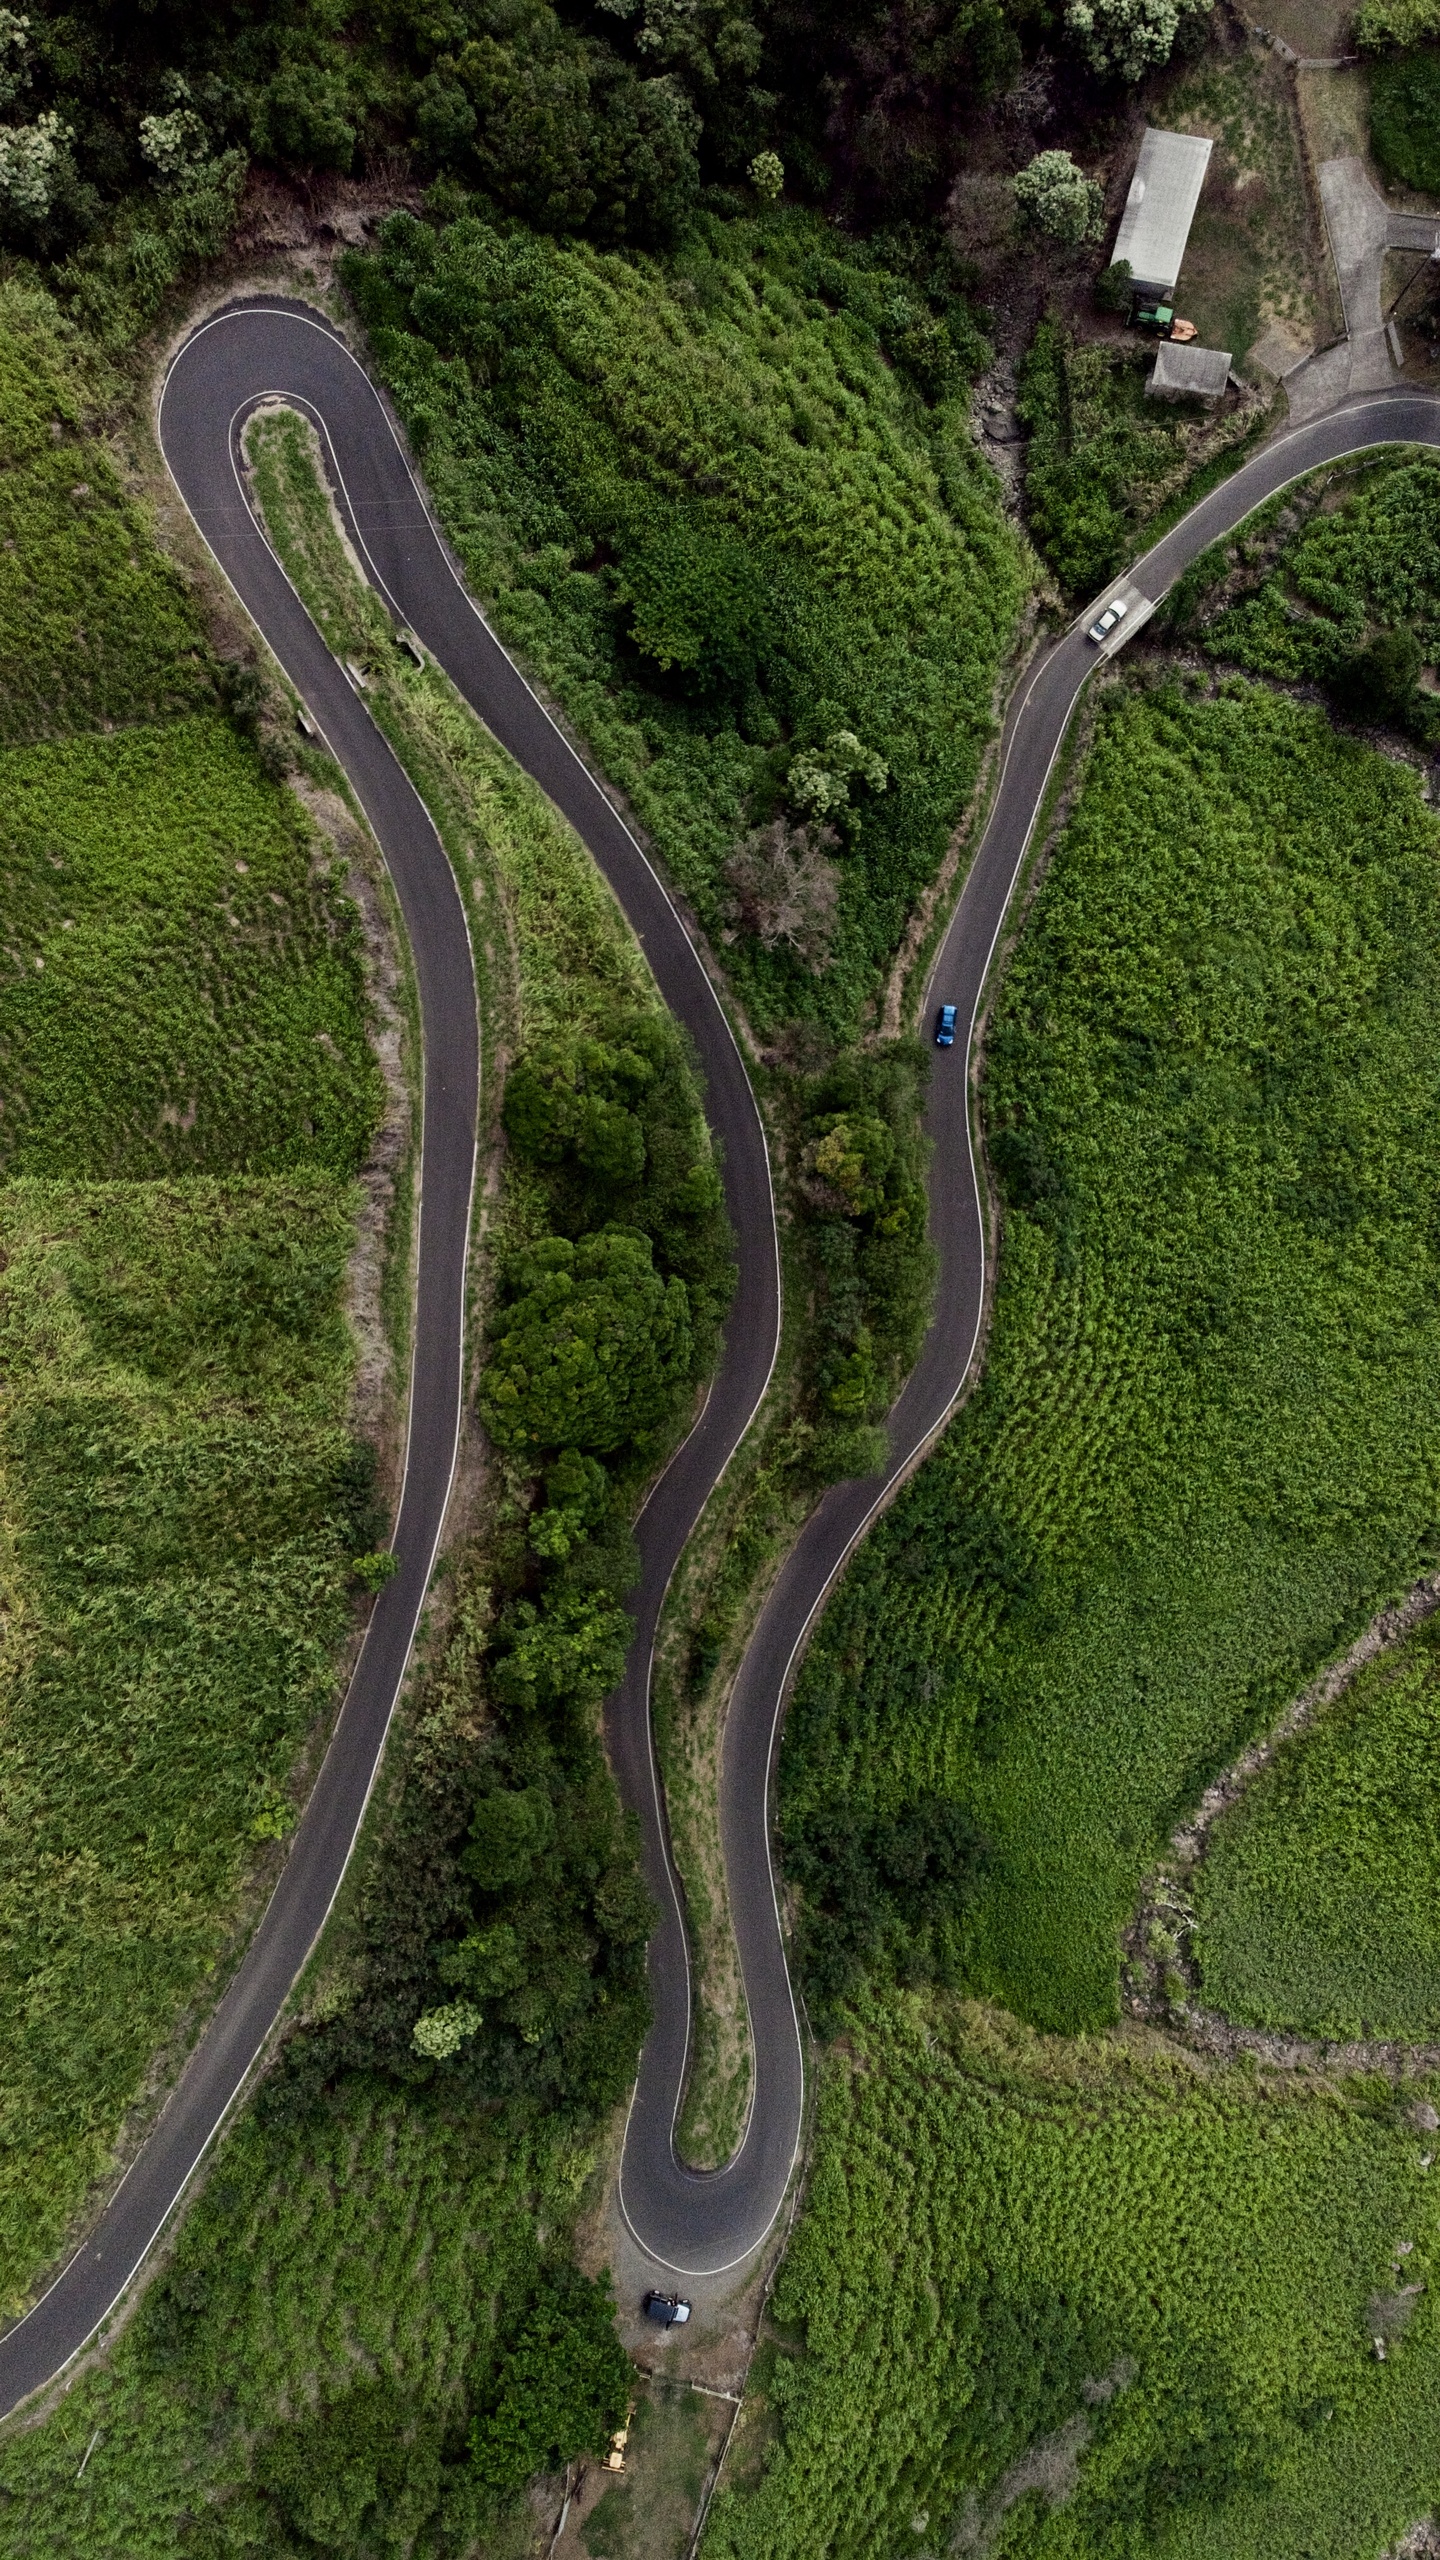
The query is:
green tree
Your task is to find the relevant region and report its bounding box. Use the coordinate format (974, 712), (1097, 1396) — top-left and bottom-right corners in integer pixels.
(470, 2271), (631, 2495)
(1065, 0), (1212, 81)
(1013, 150), (1103, 248)
(480, 1231), (691, 1454)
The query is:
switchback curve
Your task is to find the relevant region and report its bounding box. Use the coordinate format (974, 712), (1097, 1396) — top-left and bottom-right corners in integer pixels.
(0, 311), (1435, 2412)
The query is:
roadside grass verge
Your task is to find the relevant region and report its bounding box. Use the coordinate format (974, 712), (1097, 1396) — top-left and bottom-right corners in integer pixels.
(780, 675), (1440, 2035)
(702, 1995), (1440, 2560)
(1195, 1615), (1440, 2039)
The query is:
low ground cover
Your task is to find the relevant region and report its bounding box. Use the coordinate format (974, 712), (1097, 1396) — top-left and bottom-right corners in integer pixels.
(702, 1997), (1440, 2560)
(1177, 450), (1440, 741)
(781, 675), (1440, 2035)
(0, 285), (211, 740)
(0, 714), (381, 1175)
(344, 201), (1026, 1044)
(0, 1177), (374, 2310)
(1368, 47), (1440, 198)
(1195, 1616), (1440, 2039)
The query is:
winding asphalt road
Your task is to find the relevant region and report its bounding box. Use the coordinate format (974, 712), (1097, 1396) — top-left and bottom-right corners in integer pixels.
(0, 299), (1436, 2412)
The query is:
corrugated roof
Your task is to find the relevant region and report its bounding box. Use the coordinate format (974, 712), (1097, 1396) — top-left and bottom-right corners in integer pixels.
(1113, 129), (1214, 295)
(1148, 341), (1233, 399)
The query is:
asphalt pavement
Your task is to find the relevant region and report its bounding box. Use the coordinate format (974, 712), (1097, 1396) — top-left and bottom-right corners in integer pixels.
(0, 299), (1435, 2411)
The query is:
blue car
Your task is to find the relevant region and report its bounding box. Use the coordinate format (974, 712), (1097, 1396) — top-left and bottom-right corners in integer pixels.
(935, 1003), (957, 1048)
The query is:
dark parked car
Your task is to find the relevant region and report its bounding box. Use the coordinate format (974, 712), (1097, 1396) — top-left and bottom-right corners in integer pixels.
(643, 2291), (692, 2326)
(935, 1003), (957, 1048)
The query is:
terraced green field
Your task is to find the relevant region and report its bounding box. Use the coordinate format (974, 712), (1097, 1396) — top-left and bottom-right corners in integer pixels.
(781, 675), (1440, 2033)
(704, 1997), (1440, 2560)
(0, 290), (385, 2311)
(1195, 1616), (1440, 2039)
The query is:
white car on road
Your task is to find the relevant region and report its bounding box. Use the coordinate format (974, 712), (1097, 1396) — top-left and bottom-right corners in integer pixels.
(1087, 597), (1128, 645)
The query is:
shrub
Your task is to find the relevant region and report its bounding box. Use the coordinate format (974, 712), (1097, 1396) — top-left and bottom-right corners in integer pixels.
(471, 2270), (631, 2493)
(1013, 150), (1103, 247)
(480, 1230), (691, 1458)
(1065, 0), (1213, 80)
(1357, 0), (1440, 44)
(1095, 255), (1133, 311)
(1368, 46), (1440, 197)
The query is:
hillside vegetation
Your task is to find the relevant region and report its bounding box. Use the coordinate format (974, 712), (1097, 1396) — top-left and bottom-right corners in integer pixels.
(1195, 1616), (1440, 2039)
(1174, 450), (1440, 744)
(703, 1997), (1440, 2560)
(0, 391), (734, 2554)
(0, 288), (385, 2309)
(346, 203), (1025, 1040)
(781, 676), (1440, 2033)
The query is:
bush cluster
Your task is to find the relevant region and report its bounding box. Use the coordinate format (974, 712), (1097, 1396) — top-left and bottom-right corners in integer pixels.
(1368, 44), (1440, 196)
(1187, 452), (1440, 744)
(795, 1038), (937, 1483)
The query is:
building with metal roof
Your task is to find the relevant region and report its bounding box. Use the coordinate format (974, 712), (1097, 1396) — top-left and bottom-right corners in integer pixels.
(1146, 341), (1233, 400)
(1112, 129), (1214, 299)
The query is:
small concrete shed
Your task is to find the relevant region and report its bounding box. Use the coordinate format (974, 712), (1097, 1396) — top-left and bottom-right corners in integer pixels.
(1113, 129), (1214, 299)
(1146, 342), (1233, 401)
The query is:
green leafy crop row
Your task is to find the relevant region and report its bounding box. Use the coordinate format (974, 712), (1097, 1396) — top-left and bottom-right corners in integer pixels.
(1196, 1616), (1440, 2040)
(0, 1178), (373, 2310)
(704, 1996), (1440, 2560)
(781, 678), (1440, 2033)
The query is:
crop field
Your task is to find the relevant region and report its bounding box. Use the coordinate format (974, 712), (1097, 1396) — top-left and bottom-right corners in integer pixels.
(781, 676), (1440, 2033)
(0, 2077), (587, 2558)
(0, 715), (381, 1175)
(345, 204), (1028, 1039)
(703, 1996), (1440, 2560)
(1195, 1617), (1440, 2038)
(0, 285), (211, 742)
(1186, 451), (1440, 690)
(0, 298), (386, 2319)
(0, 1177), (372, 2308)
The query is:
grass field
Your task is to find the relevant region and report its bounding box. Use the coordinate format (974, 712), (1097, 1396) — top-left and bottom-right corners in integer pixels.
(0, 1177), (373, 2312)
(344, 202), (1027, 1041)
(702, 1996), (1440, 2560)
(0, 714), (380, 1176)
(780, 675), (1440, 2034)
(0, 285), (211, 743)
(1195, 1616), (1440, 2039)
